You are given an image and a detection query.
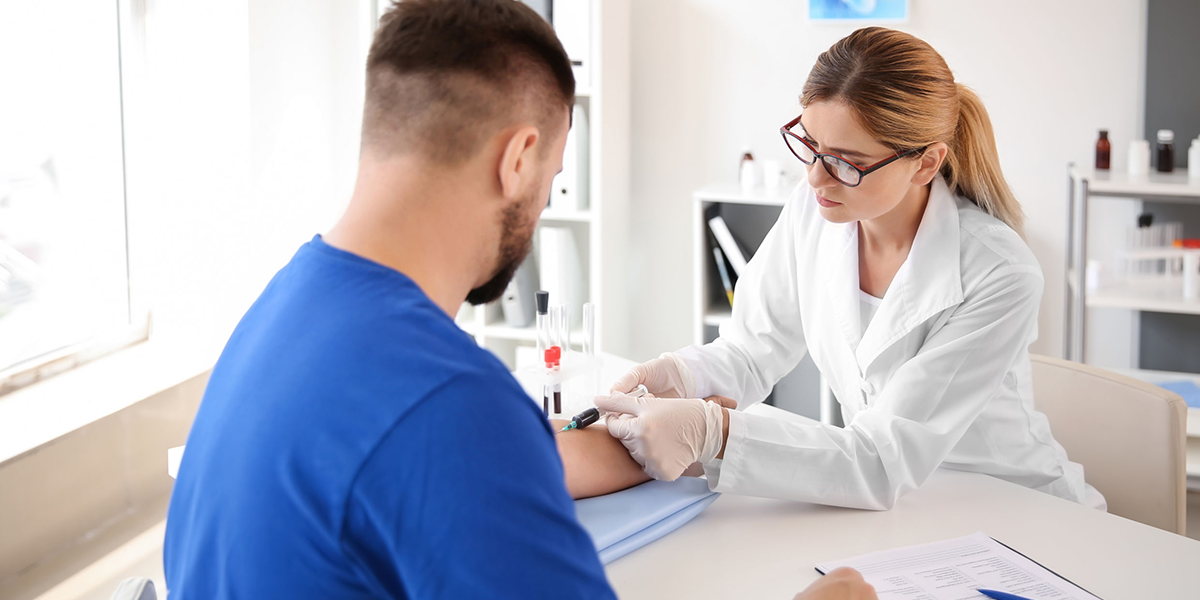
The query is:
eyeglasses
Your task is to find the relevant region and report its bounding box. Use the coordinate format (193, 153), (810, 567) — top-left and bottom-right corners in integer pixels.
(779, 114), (926, 187)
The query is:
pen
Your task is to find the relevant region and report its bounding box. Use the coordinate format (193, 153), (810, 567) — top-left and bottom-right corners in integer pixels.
(556, 385), (649, 434)
(977, 589), (1034, 600)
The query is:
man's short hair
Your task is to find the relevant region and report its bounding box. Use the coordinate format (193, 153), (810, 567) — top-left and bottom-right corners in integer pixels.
(362, 0), (575, 164)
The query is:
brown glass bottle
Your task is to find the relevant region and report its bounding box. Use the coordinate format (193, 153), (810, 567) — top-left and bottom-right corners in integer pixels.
(1095, 130), (1110, 170)
(1156, 129), (1175, 173)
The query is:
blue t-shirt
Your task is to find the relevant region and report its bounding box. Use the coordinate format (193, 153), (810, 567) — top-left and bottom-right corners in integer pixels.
(165, 236), (615, 599)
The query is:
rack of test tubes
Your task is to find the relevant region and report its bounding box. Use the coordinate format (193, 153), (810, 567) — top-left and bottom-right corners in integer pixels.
(517, 291), (603, 417)
(1109, 220), (1200, 301)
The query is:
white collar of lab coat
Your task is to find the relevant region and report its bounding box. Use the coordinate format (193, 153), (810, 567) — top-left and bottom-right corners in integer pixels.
(818, 176), (964, 373)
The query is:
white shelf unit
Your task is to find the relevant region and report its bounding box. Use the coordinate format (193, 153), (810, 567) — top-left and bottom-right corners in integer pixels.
(693, 183), (835, 424)
(1064, 166), (1200, 361)
(691, 184), (788, 345)
(457, 0), (630, 370)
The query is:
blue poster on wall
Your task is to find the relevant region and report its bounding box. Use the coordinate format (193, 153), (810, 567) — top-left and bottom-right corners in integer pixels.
(809, 0), (909, 22)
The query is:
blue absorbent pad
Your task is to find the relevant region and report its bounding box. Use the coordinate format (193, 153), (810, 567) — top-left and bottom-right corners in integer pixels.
(1156, 380), (1200, 409)
(574, 477), (719, 564)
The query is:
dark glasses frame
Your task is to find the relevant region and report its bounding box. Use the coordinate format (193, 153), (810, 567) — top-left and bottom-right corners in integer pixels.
(779, 114), (927, 187)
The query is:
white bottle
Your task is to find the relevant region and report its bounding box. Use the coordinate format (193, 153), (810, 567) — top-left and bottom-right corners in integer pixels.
(1189, 138), (1200, 180)
(739, 149), (759, 193)
(1184, 252), (1198, 301)
(1128, 140), (1151, 176)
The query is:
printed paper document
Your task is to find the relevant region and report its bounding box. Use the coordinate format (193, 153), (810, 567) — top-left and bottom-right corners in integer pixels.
(815, 532), (1100, 600)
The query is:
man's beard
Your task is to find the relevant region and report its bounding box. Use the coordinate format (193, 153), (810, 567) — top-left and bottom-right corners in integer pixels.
(465, 197), (535, 306)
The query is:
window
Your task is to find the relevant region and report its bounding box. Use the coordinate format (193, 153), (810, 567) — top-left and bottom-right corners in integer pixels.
(0, 0), (146, 394)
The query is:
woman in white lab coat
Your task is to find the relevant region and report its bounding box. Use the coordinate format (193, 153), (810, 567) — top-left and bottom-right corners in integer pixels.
(596, 27), (1103, 510)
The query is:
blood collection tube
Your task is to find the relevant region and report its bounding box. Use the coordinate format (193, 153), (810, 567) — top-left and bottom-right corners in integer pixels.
(582, 302), (595, 357)
(550, 306), (564, 414)
(535, 291), (550, 415)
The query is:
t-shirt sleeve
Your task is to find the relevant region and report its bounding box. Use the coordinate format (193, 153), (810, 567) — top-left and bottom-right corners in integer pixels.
(339, 371), (616, 600)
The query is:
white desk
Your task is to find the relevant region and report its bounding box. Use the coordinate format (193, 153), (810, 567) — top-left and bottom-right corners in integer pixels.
(604, 403), (1200, 599)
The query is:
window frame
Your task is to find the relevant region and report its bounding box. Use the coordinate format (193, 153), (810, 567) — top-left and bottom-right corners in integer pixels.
(0, 0), (149, 397)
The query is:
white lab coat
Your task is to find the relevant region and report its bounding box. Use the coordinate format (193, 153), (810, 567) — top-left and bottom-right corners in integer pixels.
(677, 176), (1099, 510)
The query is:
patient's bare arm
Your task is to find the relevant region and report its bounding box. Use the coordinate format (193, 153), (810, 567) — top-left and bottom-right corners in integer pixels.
(551, 418), (651, 499)
(552, 396), (737, 499)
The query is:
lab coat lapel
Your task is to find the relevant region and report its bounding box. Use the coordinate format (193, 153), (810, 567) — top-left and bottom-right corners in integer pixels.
(855, 177), (964, 370)
(818, 218), (861, 353)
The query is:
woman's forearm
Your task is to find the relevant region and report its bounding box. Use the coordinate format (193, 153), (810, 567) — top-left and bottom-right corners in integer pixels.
(551, 418), (651, 499)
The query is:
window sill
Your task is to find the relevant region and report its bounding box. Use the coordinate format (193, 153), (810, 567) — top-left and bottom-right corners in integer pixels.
(0, 333), (222, 468)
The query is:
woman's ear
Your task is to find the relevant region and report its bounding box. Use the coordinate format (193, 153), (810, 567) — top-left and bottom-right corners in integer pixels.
(912, 142), (950, 186)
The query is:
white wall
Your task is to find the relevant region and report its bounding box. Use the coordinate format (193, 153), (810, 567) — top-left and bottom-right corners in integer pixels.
(124, 0), (366, 349)
(627, 0), (1146, 363)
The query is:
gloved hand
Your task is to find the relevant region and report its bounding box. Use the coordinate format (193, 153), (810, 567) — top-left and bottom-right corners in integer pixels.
(594, 393), (725, 481)
(610, 352), (696, 398)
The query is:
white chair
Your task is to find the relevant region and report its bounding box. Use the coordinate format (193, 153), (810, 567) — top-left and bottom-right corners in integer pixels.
(111, 577), (156, 600)
(1030, 354), (1187, 535)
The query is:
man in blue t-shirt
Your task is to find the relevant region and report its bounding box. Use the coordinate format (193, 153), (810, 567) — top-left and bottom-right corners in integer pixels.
(164, 1), (614, 598)
(165, 1), (879, 598)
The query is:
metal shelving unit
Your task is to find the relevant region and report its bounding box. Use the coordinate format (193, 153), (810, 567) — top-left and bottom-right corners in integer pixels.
(1064, 165), (1200, 361)
(1065, 165), (1200, 491)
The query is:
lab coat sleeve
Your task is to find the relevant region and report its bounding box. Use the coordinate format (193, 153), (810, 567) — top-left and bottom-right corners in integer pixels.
(676, 187), (809, 407)
(711, 264), (1043, 510)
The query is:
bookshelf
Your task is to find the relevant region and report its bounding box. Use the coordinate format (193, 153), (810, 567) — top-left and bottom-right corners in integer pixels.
(692, 183), (834, 424)
(455, 0), (631, 370)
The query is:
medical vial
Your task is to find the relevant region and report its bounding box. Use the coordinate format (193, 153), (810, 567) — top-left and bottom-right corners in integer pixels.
(1156, 129), (1174, 173)
(535, 291), (551, 415)
(1189, 138), (1200, 179)
(555, 306), (570, 414)
(1094, 130), (1110, 171)
(582, 303), (594, 356)
(557, 305), (570, 357)
(535, 291), (549, 353)
(549, 305), (565, 414)
(739, 149), (757, 192)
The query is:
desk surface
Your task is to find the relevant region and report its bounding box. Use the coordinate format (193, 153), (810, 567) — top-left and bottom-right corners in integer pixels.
(604, 404), (1200, 599)
(524, 355), (1200, 598)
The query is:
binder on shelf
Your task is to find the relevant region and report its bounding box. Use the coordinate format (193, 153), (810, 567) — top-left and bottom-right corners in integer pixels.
(550, 104), (589, 211)
(500, 256), (538, 328)
(538, 226), (584, 328)
(707, 212), (748, 277)
(712, 246), (734, 308)
(552, 0), (591, 89)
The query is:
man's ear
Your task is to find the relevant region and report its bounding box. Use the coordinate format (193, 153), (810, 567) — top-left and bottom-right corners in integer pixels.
(497, 125), (541, 200)
(912, 141), (949, 186)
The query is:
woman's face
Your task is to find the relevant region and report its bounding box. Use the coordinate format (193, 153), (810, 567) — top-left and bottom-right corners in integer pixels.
(798, 100), (929, 224)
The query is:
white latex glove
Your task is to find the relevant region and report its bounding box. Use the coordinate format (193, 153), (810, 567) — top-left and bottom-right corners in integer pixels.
(594, 393), (725, 481)
(610, 352), (696, 398)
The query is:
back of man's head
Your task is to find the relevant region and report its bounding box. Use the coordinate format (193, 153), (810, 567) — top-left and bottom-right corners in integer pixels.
(362, 0), (575, 165)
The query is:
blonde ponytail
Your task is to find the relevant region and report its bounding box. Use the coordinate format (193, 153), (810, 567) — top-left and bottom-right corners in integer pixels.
(944, 84), (1024, 236)
(802, 28), (1025, 237)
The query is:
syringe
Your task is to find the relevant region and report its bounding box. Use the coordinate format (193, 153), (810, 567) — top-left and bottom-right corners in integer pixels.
(556, 384), (648, 434)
